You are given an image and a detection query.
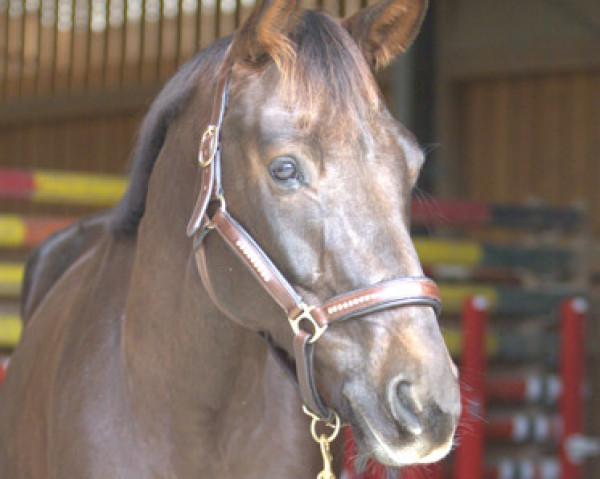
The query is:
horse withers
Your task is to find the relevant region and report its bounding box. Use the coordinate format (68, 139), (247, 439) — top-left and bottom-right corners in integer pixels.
(0, 0), (460, 477)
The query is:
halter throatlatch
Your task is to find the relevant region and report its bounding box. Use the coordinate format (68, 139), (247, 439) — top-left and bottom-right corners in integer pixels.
(187, 51), (443, 477)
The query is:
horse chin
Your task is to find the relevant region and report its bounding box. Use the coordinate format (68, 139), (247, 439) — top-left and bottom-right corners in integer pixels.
(366, 431), (454, 467)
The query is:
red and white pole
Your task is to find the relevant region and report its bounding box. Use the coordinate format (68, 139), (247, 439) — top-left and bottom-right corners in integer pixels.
(486, 374), (561, 404)
(559, 297), (587, 479)
(454, 295), (489, 479)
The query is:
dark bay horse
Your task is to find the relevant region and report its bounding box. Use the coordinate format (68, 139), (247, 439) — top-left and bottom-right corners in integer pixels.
(0, 0), (460, 477)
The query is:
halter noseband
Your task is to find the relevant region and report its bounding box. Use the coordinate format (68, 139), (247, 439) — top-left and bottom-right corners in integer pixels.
(187, 53), (442, 423)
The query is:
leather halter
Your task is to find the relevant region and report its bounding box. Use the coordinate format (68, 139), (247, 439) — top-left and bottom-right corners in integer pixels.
(187, 53), (442, 422)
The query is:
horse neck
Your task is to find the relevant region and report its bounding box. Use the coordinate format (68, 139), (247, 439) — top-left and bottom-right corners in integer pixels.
(120, 124), (270, 456)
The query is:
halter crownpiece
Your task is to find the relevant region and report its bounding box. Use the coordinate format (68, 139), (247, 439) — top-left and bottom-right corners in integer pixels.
(188, 50), (443, 476)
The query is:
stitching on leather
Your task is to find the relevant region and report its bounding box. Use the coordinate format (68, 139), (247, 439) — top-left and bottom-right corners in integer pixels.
(327, 294), (375, 315)
(235, 239), (271, 282)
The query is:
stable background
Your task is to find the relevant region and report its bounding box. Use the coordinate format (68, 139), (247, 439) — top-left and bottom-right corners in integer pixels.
(1, 0), (600, 477)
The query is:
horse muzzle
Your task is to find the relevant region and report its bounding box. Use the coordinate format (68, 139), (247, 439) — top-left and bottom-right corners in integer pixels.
(337, 310), (461, 467)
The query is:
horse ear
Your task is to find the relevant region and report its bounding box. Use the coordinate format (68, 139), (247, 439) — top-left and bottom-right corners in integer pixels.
(232, 0), (300, 69)
(343, 0), (428, 70)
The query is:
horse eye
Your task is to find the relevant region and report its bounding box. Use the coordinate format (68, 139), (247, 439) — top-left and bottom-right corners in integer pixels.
(269, 157), (302, 183)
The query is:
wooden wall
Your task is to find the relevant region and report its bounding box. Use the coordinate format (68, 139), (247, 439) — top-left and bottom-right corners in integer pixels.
(0, 0), (369, 101)
(0, 0), (375, 220)
(460, 70), (600, 230)
(434, 0), (600, 232)
(0, 0), (376, 192)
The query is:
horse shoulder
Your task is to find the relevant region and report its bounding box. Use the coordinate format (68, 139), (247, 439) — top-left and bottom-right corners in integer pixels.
(0, 221), (140, 477)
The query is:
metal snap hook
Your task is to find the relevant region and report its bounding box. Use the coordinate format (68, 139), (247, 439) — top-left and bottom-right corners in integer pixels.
(303, 406), (341, 479)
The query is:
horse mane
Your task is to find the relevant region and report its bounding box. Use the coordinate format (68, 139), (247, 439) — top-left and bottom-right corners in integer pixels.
(109, 11), (379, 236)
(109, 36), (232, 236)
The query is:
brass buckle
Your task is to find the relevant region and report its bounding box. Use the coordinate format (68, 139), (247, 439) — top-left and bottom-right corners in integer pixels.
(289, 303), (327, 344)
(198, 125), (218, 167)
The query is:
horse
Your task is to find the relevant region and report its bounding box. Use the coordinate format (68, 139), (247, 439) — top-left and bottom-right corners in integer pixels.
(20, 212), (109, 323)
(0, 0), (460, 477)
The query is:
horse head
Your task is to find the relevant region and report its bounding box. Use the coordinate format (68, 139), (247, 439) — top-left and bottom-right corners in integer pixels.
(189, 0), (460, 468)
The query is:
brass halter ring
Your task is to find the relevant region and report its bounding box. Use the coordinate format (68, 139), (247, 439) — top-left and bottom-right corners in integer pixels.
(303, 405), (341, 443)
(289, 304), (328, 344)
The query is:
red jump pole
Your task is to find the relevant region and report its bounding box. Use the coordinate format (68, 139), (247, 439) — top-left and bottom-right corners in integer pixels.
(559, 297), (587, 479)
(486, 414), (560, 443)
(486, 374), (561, 404)
(454, 295), (489, 479)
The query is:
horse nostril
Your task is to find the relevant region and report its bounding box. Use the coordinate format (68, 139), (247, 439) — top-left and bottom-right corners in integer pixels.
(388, 379), (423, 436)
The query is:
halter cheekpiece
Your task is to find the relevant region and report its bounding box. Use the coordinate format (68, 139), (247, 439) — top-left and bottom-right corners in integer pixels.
(187, 49), (442, 427)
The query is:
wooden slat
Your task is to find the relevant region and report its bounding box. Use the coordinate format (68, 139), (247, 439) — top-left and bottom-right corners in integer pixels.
(489, 79), (510, 203)
(2, 0), (10, 98)
(34, 0), (43, 94)
(463, 81), (490, 201)
(1, 0), (385, 105)
(588, 74), (600, 231)
(17, 0), (25, 97)
(156, 0), (163, 80)
(461, 70), (600, 233)
(67, 0), (76, 91)
(50, 0), (58, 90)
(509, 77), (534, 204)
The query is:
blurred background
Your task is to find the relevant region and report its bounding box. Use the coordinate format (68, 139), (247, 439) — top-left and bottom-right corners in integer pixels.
(1, 0), (600, 478)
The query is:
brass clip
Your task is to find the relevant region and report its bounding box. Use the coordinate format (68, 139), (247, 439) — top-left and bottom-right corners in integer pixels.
(317, 435), (335, 479)
(303, 406), (341, 479)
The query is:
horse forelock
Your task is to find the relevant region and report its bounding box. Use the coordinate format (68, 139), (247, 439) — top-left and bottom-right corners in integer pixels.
(280, 10), (381, 130)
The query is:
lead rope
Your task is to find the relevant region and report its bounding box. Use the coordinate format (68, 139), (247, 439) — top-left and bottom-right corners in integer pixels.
(303, 406), (341, 479)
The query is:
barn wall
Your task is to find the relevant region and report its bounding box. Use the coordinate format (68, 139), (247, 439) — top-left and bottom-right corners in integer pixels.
(0, 0), (378, 219)
(433, 0), (600, 225)
(460, 71), (600, 228)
